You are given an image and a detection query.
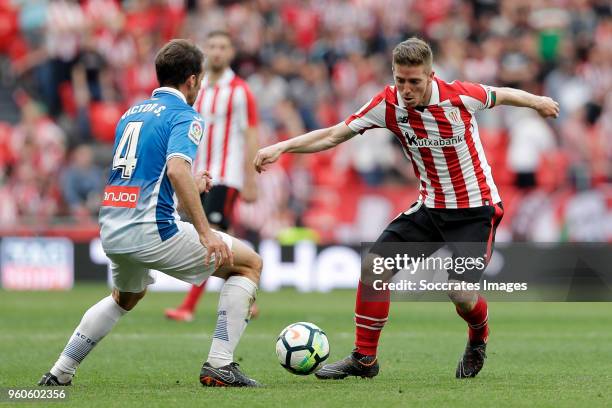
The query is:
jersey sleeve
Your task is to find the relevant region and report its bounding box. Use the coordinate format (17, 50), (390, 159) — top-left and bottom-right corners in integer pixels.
(455, 81), (496, 113)
(166, 110), (204, 165)
(344, 90), (386, 134)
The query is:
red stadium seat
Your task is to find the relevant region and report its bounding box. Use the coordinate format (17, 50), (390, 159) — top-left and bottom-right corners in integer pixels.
(0, 2), (18, 54)
(537, 150), (569, 191)
(90, 102), (124, 143)
(0, 121), (13, 167)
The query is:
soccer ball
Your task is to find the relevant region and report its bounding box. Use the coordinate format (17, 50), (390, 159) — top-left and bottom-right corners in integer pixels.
(275, 322), (330, 375)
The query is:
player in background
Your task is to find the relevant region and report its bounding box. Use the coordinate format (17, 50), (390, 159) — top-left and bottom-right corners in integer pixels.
(39, 39), (262, 388)
(255, 37), (559, 380)
(165, 31), (260, 323)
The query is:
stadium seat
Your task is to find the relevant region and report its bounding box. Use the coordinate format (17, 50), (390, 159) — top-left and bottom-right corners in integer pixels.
(0, 121), (13, 167)
(90, 102), (124, 143)
(537, 150), (569, 191)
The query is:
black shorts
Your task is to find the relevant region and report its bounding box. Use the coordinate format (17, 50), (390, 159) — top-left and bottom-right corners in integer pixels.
(200, 185), (240, 231)
(371, 201), (504, 282)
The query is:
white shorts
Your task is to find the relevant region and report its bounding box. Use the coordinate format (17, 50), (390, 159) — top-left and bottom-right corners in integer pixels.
(107, 221), (233, 293)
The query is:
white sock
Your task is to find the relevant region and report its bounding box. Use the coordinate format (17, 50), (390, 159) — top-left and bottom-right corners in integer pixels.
(207, 276), (257, 368)
(50, 295), (127, 383)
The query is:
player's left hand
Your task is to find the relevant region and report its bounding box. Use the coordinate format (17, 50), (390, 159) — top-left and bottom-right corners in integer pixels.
(534, 96), (560, 119)
(195, 171), (213, 193)
(254, 145), (283, 173)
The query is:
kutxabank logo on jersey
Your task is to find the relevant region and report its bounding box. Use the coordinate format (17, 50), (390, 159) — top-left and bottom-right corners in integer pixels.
(404, 131), (465, 148)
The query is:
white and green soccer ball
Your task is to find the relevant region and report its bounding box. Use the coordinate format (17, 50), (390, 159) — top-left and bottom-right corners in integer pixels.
(275, 322), (330, 375)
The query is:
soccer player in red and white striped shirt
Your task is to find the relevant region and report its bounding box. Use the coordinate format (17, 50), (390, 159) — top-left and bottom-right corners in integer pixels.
(165, 31), (259, 322)
(255, 37), (559, 379)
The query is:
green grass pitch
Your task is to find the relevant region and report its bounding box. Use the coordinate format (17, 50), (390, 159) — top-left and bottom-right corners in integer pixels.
(2, 284), (612, 407)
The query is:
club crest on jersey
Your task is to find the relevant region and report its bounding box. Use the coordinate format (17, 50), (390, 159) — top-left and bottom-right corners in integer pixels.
(188, 120), (203, 145)
(445, 107), (462, 125)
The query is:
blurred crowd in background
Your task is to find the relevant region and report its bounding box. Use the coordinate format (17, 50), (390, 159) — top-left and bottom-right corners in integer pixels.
(0, 0), (610, 242)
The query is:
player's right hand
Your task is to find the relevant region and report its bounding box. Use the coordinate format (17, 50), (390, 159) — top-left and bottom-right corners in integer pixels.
(195, 170), (213, 193)
(535, 96), (560, 118)
(200, 231), (233, 269)
(254, 145), (283, 173)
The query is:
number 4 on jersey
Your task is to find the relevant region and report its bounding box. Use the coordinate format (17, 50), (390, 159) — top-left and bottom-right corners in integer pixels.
(113, 121), (142, 179)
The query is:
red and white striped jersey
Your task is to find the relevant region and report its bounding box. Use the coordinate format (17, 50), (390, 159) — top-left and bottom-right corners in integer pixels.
(345, 77), (501, 209)
(193, 68), (258, 190)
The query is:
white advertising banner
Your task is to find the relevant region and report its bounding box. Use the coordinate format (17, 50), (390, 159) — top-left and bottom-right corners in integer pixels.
(1, 237), (74, 290)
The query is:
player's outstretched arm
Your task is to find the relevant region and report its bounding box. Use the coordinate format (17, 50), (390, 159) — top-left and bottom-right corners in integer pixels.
(492, 87), (560, 118)
(167, 157), (233, 268)
(254, 122), (355, 173)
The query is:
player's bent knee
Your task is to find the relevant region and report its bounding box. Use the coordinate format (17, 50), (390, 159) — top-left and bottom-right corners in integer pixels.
(241, 253), (262, 283)
(251, 253), (263, 274)
(112, 288), (146, 311)
(447, 289), (477, 310)
(235, 239), (262, 275)
(212, 237), (262, 283)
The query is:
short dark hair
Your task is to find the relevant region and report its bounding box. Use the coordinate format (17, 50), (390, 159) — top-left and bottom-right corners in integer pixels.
(207, 30), (233, 44)
(392, 37), (433, 71)
(155, 39), (204, 87)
